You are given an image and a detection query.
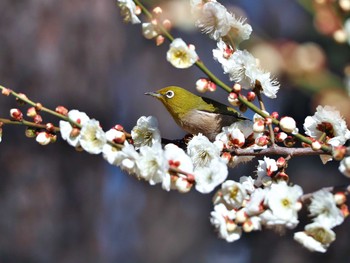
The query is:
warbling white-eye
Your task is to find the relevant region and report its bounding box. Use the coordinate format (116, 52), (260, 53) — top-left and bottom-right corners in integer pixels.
(145, 86), (247, 141)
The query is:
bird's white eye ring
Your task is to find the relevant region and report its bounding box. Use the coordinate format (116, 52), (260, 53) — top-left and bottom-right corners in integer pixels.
(165, 90), (174, 99)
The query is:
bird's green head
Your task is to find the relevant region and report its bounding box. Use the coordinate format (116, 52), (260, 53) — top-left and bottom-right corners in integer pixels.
(145, 86), (202, 117)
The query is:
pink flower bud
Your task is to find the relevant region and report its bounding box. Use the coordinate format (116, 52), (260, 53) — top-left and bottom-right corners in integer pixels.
(221, 152), (231, 163)
(162, 19), (172, 30)
(271, 111), (279, 119)
(1, 87), (11, 96)
(113, 130), (126, 144)
(279, 116), (296, 133)
(114, 124), (124, 131)
(55, 106), (68, 116)
(156, 35), (165, 46)
(46, 123), (55, 132)
(10, 108), (23, 121)
(135, 5), (141, 15)
(207, 81), (216, 92)
(256, 135), (269, 147)
(36, 131), (51, 145)
(253, 119), (265, 133)
(196, 78), (208, 93)
(247, 91), (256, 101)
(175, 177), (193, 193)
(340, 204), (349, 218)
(33, 114), (43, 124)
(276, 157), (286, 168)
(35, 103), (43, 111)
(275, 132), (287, 142)
(152, 6), (162, 14)
(228, 92), (240, 106)
(27, 107), (37, 117)
(232, 83), (242, 93)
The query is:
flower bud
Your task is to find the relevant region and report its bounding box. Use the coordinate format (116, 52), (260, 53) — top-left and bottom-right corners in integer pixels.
(27, 107), (37, 118)
(36, 131), (51, 145)
(276, 157), (286, 168)
(16, 93), (28, 105)
(232, 83), (242, 93)
(339, 0), (350, 11)
(25, 128), (37, 138)
(221, 152), (231, 163)
(114, 124), (124, 131)
(196, 78), (208, 93)
(1, 87), (11, 96)
(35, 103), (43, 111)
(10, 108), (23, 121)
(271, 111), (279, 119)
(311, 140), (322, 151)
(50, 134), (57, 143)
(152, 6), (162, 14)
(275, 132), (287, 142)
(55, 106), (68, 116)
(334, 192), (347, 205)
(332, 146), (347, 161)
(46, 123), (55, 132)
(156, 35), (165, 46)
(228, 92), (240, 106)
(279, 116), (296, 133)
(276, 171), (289, 181)
(162, 19), (172, 30)
(253, 120), (265, 133)
(207, 81), (216, 92)
(33, 114), (43, 124)
(256, 135), (269, 147)
(247, 91), (256, 101)
(113, 130), (126, 144)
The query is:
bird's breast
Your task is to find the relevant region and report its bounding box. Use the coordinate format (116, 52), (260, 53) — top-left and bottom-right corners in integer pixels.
(180, 110), (235, 141)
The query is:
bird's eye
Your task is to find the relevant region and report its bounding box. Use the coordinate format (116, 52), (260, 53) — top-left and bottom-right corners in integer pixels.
(165, 90), (175, 99)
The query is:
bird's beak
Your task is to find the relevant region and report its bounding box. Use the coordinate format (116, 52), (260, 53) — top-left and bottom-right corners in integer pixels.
(144, 91), (161, 98)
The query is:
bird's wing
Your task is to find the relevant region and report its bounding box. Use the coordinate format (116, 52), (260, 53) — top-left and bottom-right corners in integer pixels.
(199, 97), (249, 120)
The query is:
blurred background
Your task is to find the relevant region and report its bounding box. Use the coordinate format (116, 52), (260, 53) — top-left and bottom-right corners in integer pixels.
(0, 0), (349, 262)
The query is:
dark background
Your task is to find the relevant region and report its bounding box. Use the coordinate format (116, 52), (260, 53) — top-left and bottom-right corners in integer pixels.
(0, 0), (349, 262)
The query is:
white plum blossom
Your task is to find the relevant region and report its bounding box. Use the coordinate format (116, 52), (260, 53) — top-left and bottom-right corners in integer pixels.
(339, 156), (350, 178)
(262, 181), (303, 229)
(255, 157), (278, 187)
(220, 180), (247, 209)
(166, 38), (198, 69)
(118, 141), (140, 175)
(303, 105), (350, 147)
(213, 46), (280, 98)
(187, 133), (222, 168)
(294, 222), (336, 253)
(59, 109), (90, 147)
(210, 203), (242, 242)
(239, 176), (256, 194)
(79, 119), (107, 155)
(195, 1), (252, 45)
(36, 132), (51, 145)
(117, 0), (141, 24)
(164, 143), (194, 191)
(131, 116), (161, 149)
(102, 128), (125, 165)
(194, 158), (228, 193)
(245, 188), (266, 216)
(136, 143), (169, 186)
(309, 189), (344, 228)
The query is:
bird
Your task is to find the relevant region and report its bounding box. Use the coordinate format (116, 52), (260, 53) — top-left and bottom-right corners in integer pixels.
(145, 86), (248, 141)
